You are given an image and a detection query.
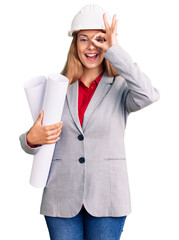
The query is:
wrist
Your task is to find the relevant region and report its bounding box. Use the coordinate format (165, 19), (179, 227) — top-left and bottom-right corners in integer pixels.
(26, 132), (39, 147)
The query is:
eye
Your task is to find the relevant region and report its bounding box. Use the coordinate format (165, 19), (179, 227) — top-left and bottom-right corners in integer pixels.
(80, 38), (87, 41)
(97, 38), (104, 42)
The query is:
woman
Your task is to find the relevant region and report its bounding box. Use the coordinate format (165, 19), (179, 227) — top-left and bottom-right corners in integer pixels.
(19, 4), (160, 240)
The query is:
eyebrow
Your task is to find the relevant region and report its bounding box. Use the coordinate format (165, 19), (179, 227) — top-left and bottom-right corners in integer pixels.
(78, 33), (104, 39)
(78, 34), (88, 37)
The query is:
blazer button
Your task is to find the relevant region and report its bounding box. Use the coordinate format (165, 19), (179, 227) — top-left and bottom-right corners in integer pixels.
(79, 157), (85, 163)
(78, 134), (84, 141)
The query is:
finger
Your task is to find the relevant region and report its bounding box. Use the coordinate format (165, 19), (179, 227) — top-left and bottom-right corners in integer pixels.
(111, 14), (117, 31)
(45, 121), (63, 131)
(35, 110), (44, 125)
(46, 137), (60, 144)
(114, 19), (118, 36)
(48, 126), (62, 136)
(92, 32), (106, 41)
(46, 132), (61, 141)
(103, 13), (110, 32)
(91, 38), (104, 48)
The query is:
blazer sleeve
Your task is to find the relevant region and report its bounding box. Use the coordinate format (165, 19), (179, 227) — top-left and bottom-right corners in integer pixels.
(103, 44), (160, 114)
(19, 131), (41, 155)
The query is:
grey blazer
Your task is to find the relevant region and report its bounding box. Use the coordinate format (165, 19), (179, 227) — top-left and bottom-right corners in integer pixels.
(19, 44), (160, 218)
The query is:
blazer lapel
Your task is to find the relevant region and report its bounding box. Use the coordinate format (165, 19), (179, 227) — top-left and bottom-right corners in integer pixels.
(82, 71), (114, 131)
(66, 70), (115, 134)
(66, 79), (83, 134)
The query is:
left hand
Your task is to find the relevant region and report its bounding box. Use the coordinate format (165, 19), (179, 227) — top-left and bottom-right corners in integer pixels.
(91, 13), (119, 52)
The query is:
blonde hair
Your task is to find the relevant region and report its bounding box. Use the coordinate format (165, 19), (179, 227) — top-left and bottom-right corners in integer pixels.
(60, 33), (119, 86)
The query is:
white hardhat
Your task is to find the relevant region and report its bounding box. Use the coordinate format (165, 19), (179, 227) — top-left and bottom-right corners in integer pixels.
(68, 4), (113, 37)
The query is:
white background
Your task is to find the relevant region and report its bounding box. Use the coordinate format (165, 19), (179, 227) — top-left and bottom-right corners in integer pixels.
(0, 0), (179, 239)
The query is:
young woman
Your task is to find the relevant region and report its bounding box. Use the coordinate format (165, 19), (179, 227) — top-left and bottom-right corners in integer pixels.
(19, 4), (160, 240)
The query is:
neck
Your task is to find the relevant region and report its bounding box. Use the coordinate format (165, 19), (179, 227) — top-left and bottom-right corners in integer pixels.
(81, 65), (103, 87)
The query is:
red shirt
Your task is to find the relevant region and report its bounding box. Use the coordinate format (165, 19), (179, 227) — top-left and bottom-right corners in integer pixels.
(26, 71), (104, 208)
(78, 71), (103, 126)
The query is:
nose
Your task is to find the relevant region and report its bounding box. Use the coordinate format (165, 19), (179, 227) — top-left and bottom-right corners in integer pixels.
(87, 39), (97, 49)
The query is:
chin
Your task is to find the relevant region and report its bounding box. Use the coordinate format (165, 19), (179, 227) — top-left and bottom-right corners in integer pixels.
(84, 63), (100, 69)
(81, 58), (103, 69)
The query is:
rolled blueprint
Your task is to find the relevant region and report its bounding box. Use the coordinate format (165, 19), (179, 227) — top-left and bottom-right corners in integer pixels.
(24, 75), (47, 122)
(24, 73), (69, 188)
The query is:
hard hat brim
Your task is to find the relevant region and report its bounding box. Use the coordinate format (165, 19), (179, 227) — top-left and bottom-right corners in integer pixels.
(68, 29), (106, 37)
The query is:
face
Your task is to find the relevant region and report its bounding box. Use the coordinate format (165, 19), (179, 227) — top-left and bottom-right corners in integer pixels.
(76, 30), (105, 70)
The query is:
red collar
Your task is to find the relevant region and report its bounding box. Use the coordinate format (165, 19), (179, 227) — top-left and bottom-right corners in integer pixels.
(79, 71), (104, 86)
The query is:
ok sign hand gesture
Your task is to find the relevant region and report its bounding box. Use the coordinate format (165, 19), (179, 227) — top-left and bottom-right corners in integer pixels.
(91, 13), (119, 52)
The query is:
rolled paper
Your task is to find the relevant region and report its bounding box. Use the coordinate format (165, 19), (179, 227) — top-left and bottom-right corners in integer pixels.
(24, 75), (47, 122)
(24, 73), (69, 188)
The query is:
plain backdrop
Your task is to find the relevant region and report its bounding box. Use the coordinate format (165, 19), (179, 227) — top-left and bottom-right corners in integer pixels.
(0, 0), (179, 239)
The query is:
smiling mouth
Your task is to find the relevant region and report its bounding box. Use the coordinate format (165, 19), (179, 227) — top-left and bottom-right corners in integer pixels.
(85, 54), (99, 61)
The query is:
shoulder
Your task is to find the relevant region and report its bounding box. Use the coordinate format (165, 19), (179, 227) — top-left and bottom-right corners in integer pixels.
(113, 75), (127, 90)
(111, 75), (129, 101)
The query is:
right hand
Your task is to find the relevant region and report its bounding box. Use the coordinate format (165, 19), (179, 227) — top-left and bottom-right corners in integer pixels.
(26, 110), (63, 145)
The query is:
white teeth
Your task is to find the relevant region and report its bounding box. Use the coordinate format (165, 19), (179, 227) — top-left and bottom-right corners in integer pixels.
(86, 54), (98, 57)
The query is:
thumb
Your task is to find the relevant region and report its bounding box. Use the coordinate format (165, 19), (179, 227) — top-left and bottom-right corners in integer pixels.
(91, 38), (102, 48)
(91, 32), (106, 49)
(35, 110), (44, 125)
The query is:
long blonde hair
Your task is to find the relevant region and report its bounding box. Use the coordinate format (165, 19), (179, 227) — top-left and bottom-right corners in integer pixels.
(60, 33), (119, 86)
